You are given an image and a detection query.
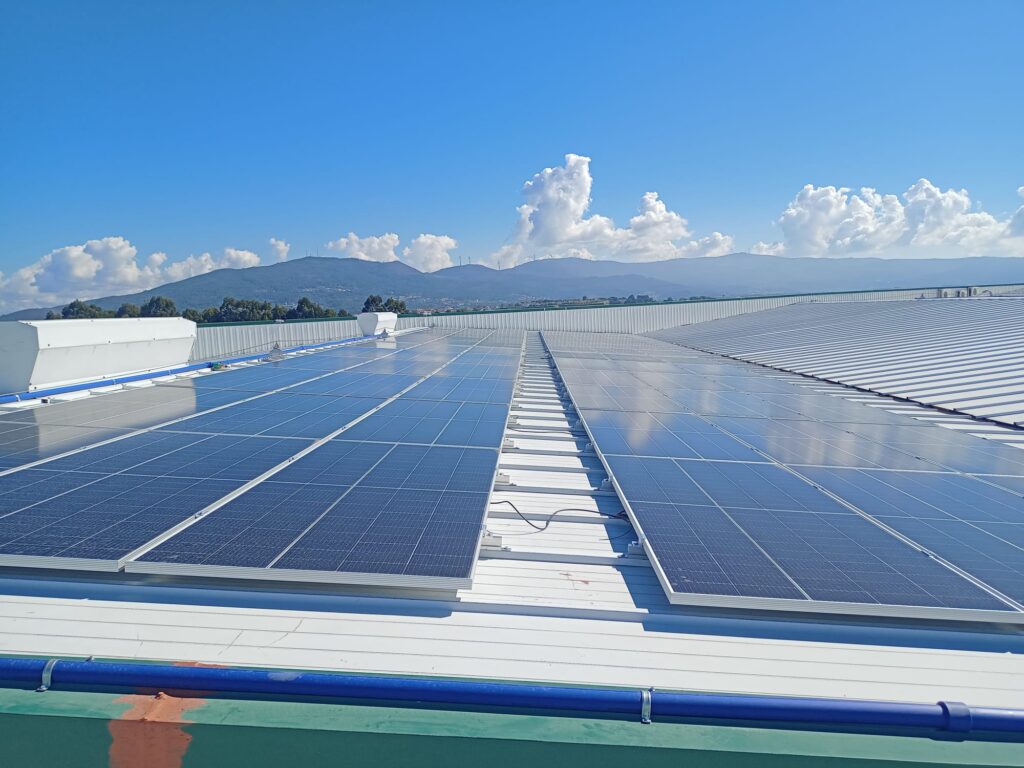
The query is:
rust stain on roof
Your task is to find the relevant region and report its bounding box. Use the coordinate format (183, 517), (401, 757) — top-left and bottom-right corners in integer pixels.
(108, 692), (205, 768)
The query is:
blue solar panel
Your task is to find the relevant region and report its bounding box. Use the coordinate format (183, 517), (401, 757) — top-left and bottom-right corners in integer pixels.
(136, 482), (350, 568)
(0, 430), (307, 563)
(0, 386), (246, 432)
(287, 372), (421, 398)
(404, 376), (515, 404)
(628, 502), (805, 599)
(134, 442), (501, 581)
(163, 365), (323, 393)
(724, 507), (1004, 609)
(340, 400), (508, 448)
(581, 409), (764, 461)
(158, 393), (386, 438)
(123, 329), (522, 585)
(269, 440), (393, 486)
(545, 330), (1020, 619)
(0, 329), (505, 573)
(799, 467), (1024, 603)
(0, 423), (132, 471)
(275, 487), (488, 577)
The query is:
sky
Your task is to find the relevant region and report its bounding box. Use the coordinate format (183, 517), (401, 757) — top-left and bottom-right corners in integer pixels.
(1, 0), (1023, 310)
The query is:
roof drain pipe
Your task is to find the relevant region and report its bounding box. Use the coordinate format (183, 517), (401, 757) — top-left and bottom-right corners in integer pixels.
(0, 334), (375, 406)
(1, 658), (1022, 738)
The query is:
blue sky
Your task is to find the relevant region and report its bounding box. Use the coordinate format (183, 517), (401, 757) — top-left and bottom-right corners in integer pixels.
(1, 1), (1022, 308)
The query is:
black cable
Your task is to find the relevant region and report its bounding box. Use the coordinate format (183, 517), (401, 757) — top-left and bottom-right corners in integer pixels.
(489, 499), (631, 537)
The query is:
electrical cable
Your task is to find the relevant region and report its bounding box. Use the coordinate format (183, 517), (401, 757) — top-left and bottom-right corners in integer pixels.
(489, 498), (633, 538)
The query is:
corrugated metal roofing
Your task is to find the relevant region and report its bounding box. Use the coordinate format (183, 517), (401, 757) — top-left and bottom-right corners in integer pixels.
(651, 297), (1024, 426)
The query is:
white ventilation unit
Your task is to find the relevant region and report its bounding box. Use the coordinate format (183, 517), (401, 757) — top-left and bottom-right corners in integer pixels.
(0, 318), (197, 394)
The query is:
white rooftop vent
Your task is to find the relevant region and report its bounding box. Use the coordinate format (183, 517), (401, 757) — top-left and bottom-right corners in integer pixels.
(357, 312), (398, 337)
(0, 317), (196, 394)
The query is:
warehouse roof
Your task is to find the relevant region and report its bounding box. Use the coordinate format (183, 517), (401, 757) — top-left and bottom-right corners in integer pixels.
(0, 311), (1021, 718)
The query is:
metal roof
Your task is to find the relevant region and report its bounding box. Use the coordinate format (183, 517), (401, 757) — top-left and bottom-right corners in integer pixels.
(652, 297), (1024, 426)
(1, 329), (1022, 716)
(0, 317), (1022, 768)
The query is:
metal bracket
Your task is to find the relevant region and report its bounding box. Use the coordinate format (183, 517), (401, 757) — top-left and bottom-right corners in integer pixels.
(640, 688), (653, 724)
(480, 531), (504, 550)
(494, 472), (512, 487)
(626, 540), (648, 559)
(36, 658), (59, 692)
(938, 700), (973, 733)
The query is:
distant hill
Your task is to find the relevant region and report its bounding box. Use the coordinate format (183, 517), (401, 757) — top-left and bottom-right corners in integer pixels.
(4, 253), (1024, 320)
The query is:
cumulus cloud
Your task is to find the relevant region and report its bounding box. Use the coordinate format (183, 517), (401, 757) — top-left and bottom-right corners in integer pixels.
(402, 234), (458, 272)
(0, 237), (264, 311)
(324, 231), (457, 271)
(487, 153), (733, 267)
(162, 248), (261, 282)
(269, 237), (290, 262)
(221, 248), (261, 268)
(766, 180), (1024, 257)
(325, 232), (400, 262)
(751, 240), (785, 256)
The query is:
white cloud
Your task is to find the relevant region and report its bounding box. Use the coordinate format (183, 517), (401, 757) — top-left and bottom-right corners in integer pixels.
(768, 179), (1024, 257)
(487, 153), (733, 267)
(402, 234), (457, 272)
(325, 231), (460, 272)
(676, 231), (735, 258)
(269, 237), (290, 262)
(751, 240), (785, 256)
(324, 232), (400, 262)
(221, 248), (261, 269)
(162, 248), (261, 282)
(0, 237), (264, 311)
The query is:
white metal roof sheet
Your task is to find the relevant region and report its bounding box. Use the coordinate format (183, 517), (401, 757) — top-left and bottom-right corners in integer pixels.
(652, 297), (1024, 427)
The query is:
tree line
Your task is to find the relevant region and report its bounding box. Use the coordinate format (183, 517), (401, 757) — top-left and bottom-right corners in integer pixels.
(46, 294), (408, 322)
(46, 296), (181, 319)
(360, 295), (407, 314)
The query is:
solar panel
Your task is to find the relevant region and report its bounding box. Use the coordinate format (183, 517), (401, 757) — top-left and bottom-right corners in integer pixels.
(580, 409), (765, 461)
(339, 400), (508, 448)
(123, 329), (523, 587)
(287, 372), (422, 398)
(158, 392), (387, 438)
(799, 467), (1024, 602)
(403, 376), (515, 404)
(544, 330), (1022, 622)
(0, 330), (453, 476)
(0, 385), (246, 432)
(0, 423), (133, 471)
(162, 365), (326, 393)
(0, 432), (308, 568)
(0, 329), (489, 574)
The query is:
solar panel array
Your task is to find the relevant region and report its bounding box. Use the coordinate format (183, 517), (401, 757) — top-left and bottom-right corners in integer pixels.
(129, 329), (523, 586)
(0, 328), (524, 589)
(650, 298), (1024, 426)
(543, 331), (1024, 623)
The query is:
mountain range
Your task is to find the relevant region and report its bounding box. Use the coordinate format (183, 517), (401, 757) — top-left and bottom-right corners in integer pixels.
(4, 253), (1024, 320)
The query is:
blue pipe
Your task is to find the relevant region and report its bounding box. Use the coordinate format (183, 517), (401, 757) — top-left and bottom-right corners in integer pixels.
(0, 334), (372, 405)
(0, 657), (1020, 737)
(0, 362), (213, 404)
